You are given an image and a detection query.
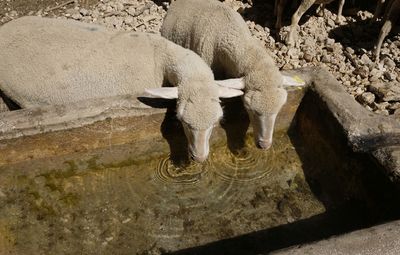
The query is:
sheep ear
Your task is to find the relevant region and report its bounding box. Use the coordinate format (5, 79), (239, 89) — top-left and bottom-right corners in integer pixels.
(144, 87), (178, 99)
(218, 86), (244, 98)
(282, 74), (305, 87)
(216, 78), (245, 90)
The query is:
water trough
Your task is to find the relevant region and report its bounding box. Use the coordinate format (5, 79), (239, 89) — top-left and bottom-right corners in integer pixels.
(1, 67), (400, 254)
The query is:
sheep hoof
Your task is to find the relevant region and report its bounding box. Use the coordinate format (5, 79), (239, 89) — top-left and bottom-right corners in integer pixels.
(335, 16), (346, 25)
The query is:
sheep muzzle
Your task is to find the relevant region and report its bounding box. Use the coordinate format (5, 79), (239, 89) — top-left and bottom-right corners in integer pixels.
(247, 112), (278, 150)
(181, 123), (213, 163)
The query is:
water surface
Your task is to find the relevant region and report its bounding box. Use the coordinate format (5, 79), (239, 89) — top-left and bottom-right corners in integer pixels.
(0, 132), (325, 254)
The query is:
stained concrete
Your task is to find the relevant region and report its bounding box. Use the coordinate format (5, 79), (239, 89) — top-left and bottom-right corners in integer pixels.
(283, 67), (400, 152)
(273, 220), (400, 255)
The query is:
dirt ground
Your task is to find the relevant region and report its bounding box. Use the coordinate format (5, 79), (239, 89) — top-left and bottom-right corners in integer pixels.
(0, 0), (98, 18)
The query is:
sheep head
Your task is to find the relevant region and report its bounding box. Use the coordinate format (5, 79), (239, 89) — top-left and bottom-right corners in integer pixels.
(216, 70), (304, 150)
(145, 81), (243, 162)
(243, 85), (287, 150)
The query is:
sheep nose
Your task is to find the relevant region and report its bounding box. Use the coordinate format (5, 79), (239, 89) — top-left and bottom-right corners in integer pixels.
(256, 139), (272, 150)
(190, 153), (208, 163)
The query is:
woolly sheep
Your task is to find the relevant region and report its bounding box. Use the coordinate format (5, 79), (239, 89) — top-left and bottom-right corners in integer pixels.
(374, 0), (400, 61)
(161, 0), (304, 150)
(275, 0), (345, 46)
(0, 16), (243, 162)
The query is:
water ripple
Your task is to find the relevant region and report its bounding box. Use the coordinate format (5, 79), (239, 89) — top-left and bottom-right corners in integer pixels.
(209, 133), (290, 182)
(154, 155), (209, 184)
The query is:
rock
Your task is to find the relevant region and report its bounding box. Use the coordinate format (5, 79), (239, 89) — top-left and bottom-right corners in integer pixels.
(395, 109), (400, 117)
(126, 6), (136, 16)
(0, 189), (5, 198)
(384, 71), (397, 81)
(321, 51), (331, 63)
(345, 46), (355, 55)
(124, 16), (134, 25)
(355, 87), (364, 96)
(369, 68), (383, 82)
(359, 92), (375, 105)
(71, 13), (82, 20)
(114, 2), (124, 11)
(65, 8), (80, 16)
(80, 8), (89, 16)
(326, 38), (335, 46)
(354, 66), (369, 79)
(91, 9), (100, 19)
(254, 24), (264, 32)
(389, 102), (400, 110)
(247, 21), (255, 30)
(368, 82), (400, 102)
(383, 57), (396, 69)
(326, 18), (335, 28)
(303, 52), (314, 62)
(374, 102), (390, 111)
(287, 48), (299, 59)
(9, 10), (18, 17)
(375, 109), (390, 115)
(105, 16), (123, 28)
(360, 54), (373, 66)
(365, 105), (373, 111)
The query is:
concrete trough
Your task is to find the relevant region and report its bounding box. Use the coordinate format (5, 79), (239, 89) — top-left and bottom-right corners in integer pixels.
(1, 67), (400, 254)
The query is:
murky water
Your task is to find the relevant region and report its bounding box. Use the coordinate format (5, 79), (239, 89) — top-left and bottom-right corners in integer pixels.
(0, 132), (325, 255)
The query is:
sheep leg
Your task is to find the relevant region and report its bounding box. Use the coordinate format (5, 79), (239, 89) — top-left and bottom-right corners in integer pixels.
(274, 0), (279, 16)
(335, 0), (346, 24)
(275, 0), (288, 31)
(286, 0), (316, 46)
(373, 0), (386, 22)
(374, 20), (392, 62)
(374, 0), (400, 62)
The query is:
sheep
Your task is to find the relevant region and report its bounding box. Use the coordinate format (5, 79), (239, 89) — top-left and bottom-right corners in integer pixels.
(374, 0), (400, 62)
(0, 16), (244, 162)
(161, 0), (305, 151)
(275, 0), (345, 46)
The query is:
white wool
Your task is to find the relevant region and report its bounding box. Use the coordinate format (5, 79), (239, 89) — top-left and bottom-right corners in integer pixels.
(0, 16), (222, 130)
(161, 0), (287, 115)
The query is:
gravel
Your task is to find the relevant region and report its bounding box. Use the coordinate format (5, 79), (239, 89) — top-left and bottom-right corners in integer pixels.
(0, 0), (399, 116)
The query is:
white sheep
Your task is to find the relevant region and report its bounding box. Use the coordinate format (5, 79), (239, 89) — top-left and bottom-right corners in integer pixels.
(0, 16), (244, 162)
(374, 0), (400, 62)
(275, 0), (345, 46)
(161, 0), (304, 150)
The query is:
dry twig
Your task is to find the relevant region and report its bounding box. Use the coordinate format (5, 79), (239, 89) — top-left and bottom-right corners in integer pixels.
(45, 0), (77, 12)
(131, 3), (153, 17)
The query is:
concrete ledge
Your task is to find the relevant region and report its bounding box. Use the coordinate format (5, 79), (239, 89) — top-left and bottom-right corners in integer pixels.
(284, 67), (400, 153)
(373, 147), (400, 183)
(0, 94), (165, 141)
(272, 220), (400, 255)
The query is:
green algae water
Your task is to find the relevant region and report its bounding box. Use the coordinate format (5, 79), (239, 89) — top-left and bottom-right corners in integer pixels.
(0, 132), (325, 254)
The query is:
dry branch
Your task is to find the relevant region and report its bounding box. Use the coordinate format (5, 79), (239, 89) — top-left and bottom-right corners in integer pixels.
(45, 0), (77, 12)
